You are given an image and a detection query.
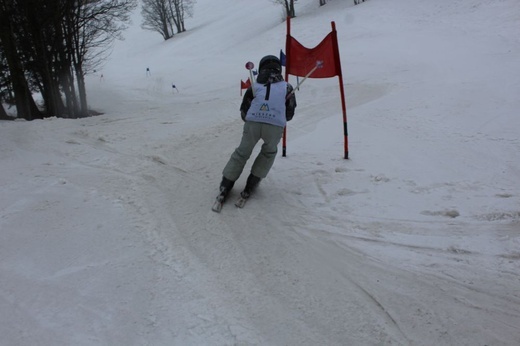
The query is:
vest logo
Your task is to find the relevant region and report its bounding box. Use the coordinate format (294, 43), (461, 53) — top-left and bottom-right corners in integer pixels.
(259, 103), (270, 111)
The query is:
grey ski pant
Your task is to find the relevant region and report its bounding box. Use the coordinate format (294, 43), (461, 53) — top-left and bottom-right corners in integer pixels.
(223, 121), (284, 182)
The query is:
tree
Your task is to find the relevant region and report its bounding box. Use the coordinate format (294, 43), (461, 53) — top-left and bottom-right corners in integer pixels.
(273, 0), (296, 18)
(0, 0), (136, 120)
(0, 103), (8, 120)
(0, 0), (42, 120)
(0, 54), (11, 118)
(65, 0), (137, 117)
(171, 0), (195, 34)
(141, 0), (195, 40)
(141, 0), (174, 40)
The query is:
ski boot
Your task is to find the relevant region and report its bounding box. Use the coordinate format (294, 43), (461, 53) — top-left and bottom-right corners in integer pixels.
(212, 177), (235, 212)
(236, 174), (261, 208)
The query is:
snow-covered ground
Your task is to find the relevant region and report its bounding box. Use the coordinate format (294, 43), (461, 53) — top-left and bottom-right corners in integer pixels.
(1, 0), (519, 344)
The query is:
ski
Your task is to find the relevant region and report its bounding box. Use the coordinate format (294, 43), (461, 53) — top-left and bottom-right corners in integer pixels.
(235, 196), (248, 208)
(211, 191), (227, 213)
(235, 192), (251, 209)
(212, 198), (224, 213)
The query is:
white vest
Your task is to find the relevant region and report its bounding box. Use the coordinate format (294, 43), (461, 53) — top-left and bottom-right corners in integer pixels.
(245, 81), (288, 128)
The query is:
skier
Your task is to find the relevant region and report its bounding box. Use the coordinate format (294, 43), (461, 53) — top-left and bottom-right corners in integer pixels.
(214, 55), (297, 210)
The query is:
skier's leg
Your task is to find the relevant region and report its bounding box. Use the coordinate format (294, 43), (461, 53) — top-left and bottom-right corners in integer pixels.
(241, 173), (262, 199)
(222, 122), (261, 182)
(218, 176), (235, 199)
(250, 124), (284, 179)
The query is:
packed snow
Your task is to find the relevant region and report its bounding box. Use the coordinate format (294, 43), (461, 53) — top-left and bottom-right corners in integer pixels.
(1, 0), (519, 345)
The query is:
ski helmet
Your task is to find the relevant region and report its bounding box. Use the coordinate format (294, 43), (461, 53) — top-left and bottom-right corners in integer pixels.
(259, 55), (281, 72)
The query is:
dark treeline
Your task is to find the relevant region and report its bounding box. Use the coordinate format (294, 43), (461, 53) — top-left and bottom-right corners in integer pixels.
(0, 0), (136, 120)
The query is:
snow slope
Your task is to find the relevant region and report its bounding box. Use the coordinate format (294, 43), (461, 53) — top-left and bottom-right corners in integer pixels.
(1, 0), (519, 345)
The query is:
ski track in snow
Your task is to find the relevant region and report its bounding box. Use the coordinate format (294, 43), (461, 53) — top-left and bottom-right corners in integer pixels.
(36, 100), (517, 345)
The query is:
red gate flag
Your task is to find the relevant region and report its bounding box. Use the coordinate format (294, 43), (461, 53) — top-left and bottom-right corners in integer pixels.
(240, 78), (251, 96)
(284, 18), (349, 159)
(286, 31), (341, 78)
(241, 79), (251, 89)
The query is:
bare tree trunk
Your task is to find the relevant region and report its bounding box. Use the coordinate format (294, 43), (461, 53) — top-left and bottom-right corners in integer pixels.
(279, 0), (296, 18)
(75, 65), (89, 117)
(289, 0), (295, 17)
(0, 101), (12, 120)
(0, 10), (42, 120)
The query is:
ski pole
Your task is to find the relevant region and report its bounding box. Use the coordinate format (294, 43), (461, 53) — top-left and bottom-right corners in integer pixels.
(245, 61), (256, 97)
(287, 60), (323, 98)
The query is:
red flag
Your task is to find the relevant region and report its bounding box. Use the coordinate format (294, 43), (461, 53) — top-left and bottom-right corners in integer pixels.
(241, 78), (251, 89)
(240, 78), (251, 96)
(283, 19), (349, 159)
(286, 31), (341, 78)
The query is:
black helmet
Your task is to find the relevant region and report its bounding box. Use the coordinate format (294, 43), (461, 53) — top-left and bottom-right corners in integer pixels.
(259, 55), (281, 72)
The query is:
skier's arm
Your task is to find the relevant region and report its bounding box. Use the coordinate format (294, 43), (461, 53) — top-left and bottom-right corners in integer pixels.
(286, 84), (297, 121)
(240, 87), (254, 121)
